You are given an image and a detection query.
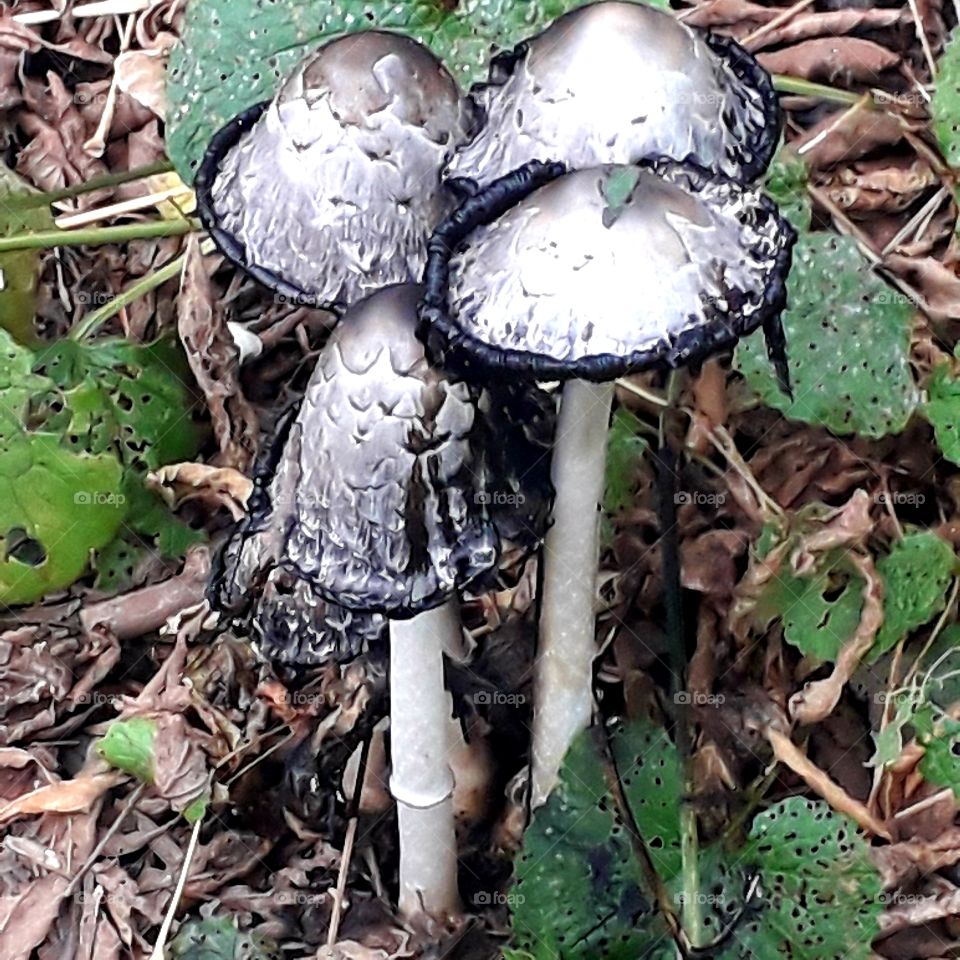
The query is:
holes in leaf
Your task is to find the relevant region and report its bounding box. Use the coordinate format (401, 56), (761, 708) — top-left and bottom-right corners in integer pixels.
(4, 527), (45, 566)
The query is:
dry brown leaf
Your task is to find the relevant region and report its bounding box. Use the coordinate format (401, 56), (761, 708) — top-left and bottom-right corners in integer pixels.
(114, 47), (169, 119)
(824, 158), (938, 216)
(150, 712), (209, 814)
(886, 253), (960, 322)
(147, 462), (254, 521)
(767, 727), (891, 839)
(0, 772), (122, 824)
(793, 108), (911, 171)
(758, 38), (900, 85)
(747, 8), (907, 51)
(177, 236), (260, 471)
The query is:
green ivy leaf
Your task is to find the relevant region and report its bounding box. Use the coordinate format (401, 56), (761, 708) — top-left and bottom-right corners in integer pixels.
(764, 145), (811, 232)
(932, 28), (960, 170)
(736, 232), (920, 439)
(924, 362), (960, 465)
(169, 917), (280, 960)
(873, 531), (956, 659)
(97, 716), (157, 783)
(0, 165), (54, 346)
(510, 721), (882, 959)
(166, 0), (667, 178)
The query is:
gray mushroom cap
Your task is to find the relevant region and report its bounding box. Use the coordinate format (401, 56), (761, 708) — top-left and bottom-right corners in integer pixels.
(227, 284), (497, 619)
(446, 1), (778, 188)
(198, 32), (473, 309)
(421, 161), (795, 383)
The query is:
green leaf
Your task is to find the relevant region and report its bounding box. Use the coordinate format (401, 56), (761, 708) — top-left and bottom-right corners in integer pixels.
(873, 531), (956, 658)
(918, 715), (960, 798)
(0, 165), (54, 345)
(166, 0), (668, 178)
(734, 798), (883, 959)
(932, 28), (960, 170)
(509, 721), (882, 959)
(736, 232), (920, 439)
(169, 917), (280, 960)
(604, 408), (648, 514)
(97, 716), (157, 783)
(764, 145), (811, 232)
(755, 550), (865, 662)
(924, 361), (960, 465)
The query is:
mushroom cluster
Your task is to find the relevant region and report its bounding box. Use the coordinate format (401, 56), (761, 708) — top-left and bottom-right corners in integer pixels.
(198, 1), (795, 927)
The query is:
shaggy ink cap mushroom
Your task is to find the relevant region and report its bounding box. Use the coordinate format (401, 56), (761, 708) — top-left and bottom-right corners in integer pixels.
(273, 283), (496, 616)
(421, 160), (796, 389)
(446, 0), (780, 188)
(195, 31), (473, 309)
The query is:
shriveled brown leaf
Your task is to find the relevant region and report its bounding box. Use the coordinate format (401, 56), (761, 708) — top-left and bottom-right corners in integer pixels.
(758, 38), (900, 85)
(114, 47), (169, 119)
(747, 8), (908, 51)
(148, 462), (254, 521)
(886, 253), (960, 322)
(793, 108), (912, 171)
(767, 727), (891, 838)
(177, 236), (260, 471)
(0, 772), (122, 824)
(823, 158), (938, 216)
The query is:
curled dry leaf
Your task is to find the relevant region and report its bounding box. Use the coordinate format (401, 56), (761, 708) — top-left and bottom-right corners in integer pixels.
(177, 236), (260, 472)
(789, 551), (884, 725)
(823, 158), (938, 216)
(767, 727), (891, 839)
(0, 771), (123, 824)
(681, 0), (774, 30)
(148, 462), (254, 521)
(757, 38), (900, 85)
(114, 46), (171, 119)
(885, 253), (960, 322)
(794, 108), (911, 171)
(746, 8), (908, 51)
(150, 712), (209, 814)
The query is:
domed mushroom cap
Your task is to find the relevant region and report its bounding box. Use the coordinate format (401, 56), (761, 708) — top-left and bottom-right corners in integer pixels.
(274, 284), (496, 615)
(421, 161), (795, 382)
(446, 1), (778, 187)
(196, 32), (473, 309)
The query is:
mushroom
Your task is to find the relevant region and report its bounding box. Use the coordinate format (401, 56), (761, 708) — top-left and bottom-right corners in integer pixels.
(195, 31), (474, 309)
(216, 283), (497, 920)
(420, 160), (796, 806)
(446, 1), (778, 188)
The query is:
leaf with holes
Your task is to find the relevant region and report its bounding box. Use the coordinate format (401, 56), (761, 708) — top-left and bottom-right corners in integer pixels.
(0, 166), (54, 346)
(736, 232), (920, 439)
(924, 362), (960, 465)
(872, 531), (956, 659)
(932, 29), (960, 170)
(166, 0), (667, 178)
(0, 330), (126, 604)
(754, 549), (865, 663)
(764, 146), (811, 232)
(168, 916), (280, 960)
(509, 721), (882, 959)
(732, 797), (882, 959)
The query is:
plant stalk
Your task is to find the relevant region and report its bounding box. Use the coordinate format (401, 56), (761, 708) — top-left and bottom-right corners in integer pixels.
(0, 217), (198, 253)
(531, 379), (615, 808)
(12, 160), (176, 209)
(389, 600), (460, 920)
(71, 253), (186, 341)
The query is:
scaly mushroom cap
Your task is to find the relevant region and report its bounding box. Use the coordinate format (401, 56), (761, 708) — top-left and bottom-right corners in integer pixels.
(196, 32), (473, 309)
(446, 1), (779, 188)
(228, 284), (496, 618)
(421, 161), (795, 383)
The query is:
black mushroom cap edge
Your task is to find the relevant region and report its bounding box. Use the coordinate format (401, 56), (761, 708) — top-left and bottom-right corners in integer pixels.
(418, 159), (798, 389)
(447, 21), (782, 197)
(194, 100), (330, 310)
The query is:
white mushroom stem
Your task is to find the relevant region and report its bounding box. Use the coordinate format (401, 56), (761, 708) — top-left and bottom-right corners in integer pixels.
(389, 600), (461, 920)
(531, 379), (615, 808)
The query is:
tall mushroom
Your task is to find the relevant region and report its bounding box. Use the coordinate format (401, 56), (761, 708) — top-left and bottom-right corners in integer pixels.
(420, 160), (796, 806)
(219, 283), (497, 920)
(446, 0), (778, 189)
(195, 31), (474, 309)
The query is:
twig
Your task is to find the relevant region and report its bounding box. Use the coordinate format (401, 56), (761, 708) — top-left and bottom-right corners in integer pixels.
(774, 75), (866, 107)
(149, 812), (204, 960)
(741, 0), (816, 49)
(56, 187), (188, 229)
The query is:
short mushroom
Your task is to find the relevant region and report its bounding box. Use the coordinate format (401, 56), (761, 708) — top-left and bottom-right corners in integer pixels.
(220, 283), (497, 920)
(420, 160), (796, 806)
(446, 1), (778, 188)
(195, 31), (474, 309)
